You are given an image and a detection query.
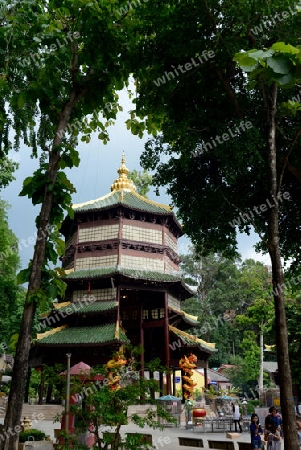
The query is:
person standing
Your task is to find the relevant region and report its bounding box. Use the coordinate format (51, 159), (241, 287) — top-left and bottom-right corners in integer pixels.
(232, 402), (242, 433)
(250, 413), (263, 449)
(264, 415), (281, 450)
(267, 406), (283, 437)
(296, 418), (301, 445)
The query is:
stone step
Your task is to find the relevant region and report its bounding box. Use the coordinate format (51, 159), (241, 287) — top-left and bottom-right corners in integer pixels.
(21, 405), (64, 423)
(0, 402), (63, 423)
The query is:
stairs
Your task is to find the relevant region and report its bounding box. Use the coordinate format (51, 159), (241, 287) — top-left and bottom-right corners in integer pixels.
(21, 405), (64, 423)
(0, 399), (63, 423)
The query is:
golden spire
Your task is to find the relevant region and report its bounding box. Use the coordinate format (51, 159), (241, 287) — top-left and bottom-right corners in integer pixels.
(110, 152), (136, 192)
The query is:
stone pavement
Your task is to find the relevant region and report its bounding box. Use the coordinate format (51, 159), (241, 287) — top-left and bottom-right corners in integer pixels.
(33, 420), (251, 449)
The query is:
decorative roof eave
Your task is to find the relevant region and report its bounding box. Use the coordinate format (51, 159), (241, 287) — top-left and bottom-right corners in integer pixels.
(36, 325), (68, 340)
(39, 301), (118, 320)
(34, 324), (130, 347)
(169, 325), (217, 353)
(39, 302), (71, 319)
(72, 190), (173, 214)
(63, 267), (195, 297)
(168, 306), (199, 326)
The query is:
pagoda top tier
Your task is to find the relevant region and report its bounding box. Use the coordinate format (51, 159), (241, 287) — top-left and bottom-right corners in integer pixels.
(72, 153), (175, 217)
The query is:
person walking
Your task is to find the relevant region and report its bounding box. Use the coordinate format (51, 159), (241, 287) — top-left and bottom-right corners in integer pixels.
(250, 413), (263, 449)
(232, 402), (242, 433)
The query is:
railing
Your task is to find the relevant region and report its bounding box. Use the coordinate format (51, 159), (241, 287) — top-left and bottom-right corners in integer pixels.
(193, 417), (237, 432)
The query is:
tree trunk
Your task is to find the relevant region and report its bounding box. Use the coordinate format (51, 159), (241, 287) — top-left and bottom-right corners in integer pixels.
(258, 324), (263, 393)
(0, 89), (82, 450)
(46, 384), (53, 404)
(24, 368), (31, 404)
(267, 82), (299, 449)
(38, 369), (45, 405)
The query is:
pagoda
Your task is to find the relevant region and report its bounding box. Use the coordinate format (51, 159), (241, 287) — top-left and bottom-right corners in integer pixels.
(31, 155), (216, 395)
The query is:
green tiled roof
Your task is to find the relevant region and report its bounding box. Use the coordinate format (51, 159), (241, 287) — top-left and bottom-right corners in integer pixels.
(64, 267), (195, 295)
(54, 301), (117, 315)
(36, 323), (129, 346)
(65, 267), (180, 281)
(73, 190), (173, 215)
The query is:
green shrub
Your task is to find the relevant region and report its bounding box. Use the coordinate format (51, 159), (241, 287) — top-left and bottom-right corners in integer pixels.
(19, 429), (46, 442)
(247, 399), (259, 414)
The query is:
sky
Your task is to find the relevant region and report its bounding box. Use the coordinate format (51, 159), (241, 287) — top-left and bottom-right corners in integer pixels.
(1, 87), (271, 270)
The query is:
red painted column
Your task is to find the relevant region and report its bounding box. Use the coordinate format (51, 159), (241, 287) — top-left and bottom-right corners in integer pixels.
(164, 292), (171, 395)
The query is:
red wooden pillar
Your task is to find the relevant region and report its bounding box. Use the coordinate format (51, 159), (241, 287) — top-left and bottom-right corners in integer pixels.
(164, 292), (171, 395)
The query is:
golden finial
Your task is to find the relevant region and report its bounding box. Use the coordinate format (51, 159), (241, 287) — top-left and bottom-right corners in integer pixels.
(110, 152), (136, 192)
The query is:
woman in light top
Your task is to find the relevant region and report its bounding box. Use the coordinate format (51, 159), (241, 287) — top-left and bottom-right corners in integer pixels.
(264, 415), (281, 450)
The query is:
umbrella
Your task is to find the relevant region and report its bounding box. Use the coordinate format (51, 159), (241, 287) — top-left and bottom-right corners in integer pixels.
(157, 395), (181, 401)
(60, 361), (103, 381)
(219, 395), (237, 400)
(60, 361), (91, 376)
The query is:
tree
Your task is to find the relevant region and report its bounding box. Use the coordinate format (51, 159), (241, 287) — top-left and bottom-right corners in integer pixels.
(59, 353), (173, 450)
(0, 157), (19, 191)
(0, 199), (21, 349)
(128, 169), (153, 197)
(0, 1), (143, 448)
(285, 295), (301, 387)
(180, 249), (272, 366)
(236, 296), (274, 393)
(225, 355), (259, 399)
(128, 1), (301, 446)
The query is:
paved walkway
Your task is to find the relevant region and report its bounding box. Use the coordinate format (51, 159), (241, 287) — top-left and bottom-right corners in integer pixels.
(34, 420), (252, 449)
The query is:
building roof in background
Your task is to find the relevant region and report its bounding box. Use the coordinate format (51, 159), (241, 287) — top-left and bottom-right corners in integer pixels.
(207, 368), (230, 382)
(216, 364), (235, 374)
(263, 361), (278, 373)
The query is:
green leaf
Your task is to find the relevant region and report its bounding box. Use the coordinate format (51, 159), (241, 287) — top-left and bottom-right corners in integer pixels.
(248, 49), (274, 59)
(266, 55), (292, 74)
(233, 53), (258, 71)
(17, 267), (32, 284)
(271, 42), (300, 55)
(45, 284), (58, 300)
(271, 72), (294, 87)
(55, 237), (65, 256)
